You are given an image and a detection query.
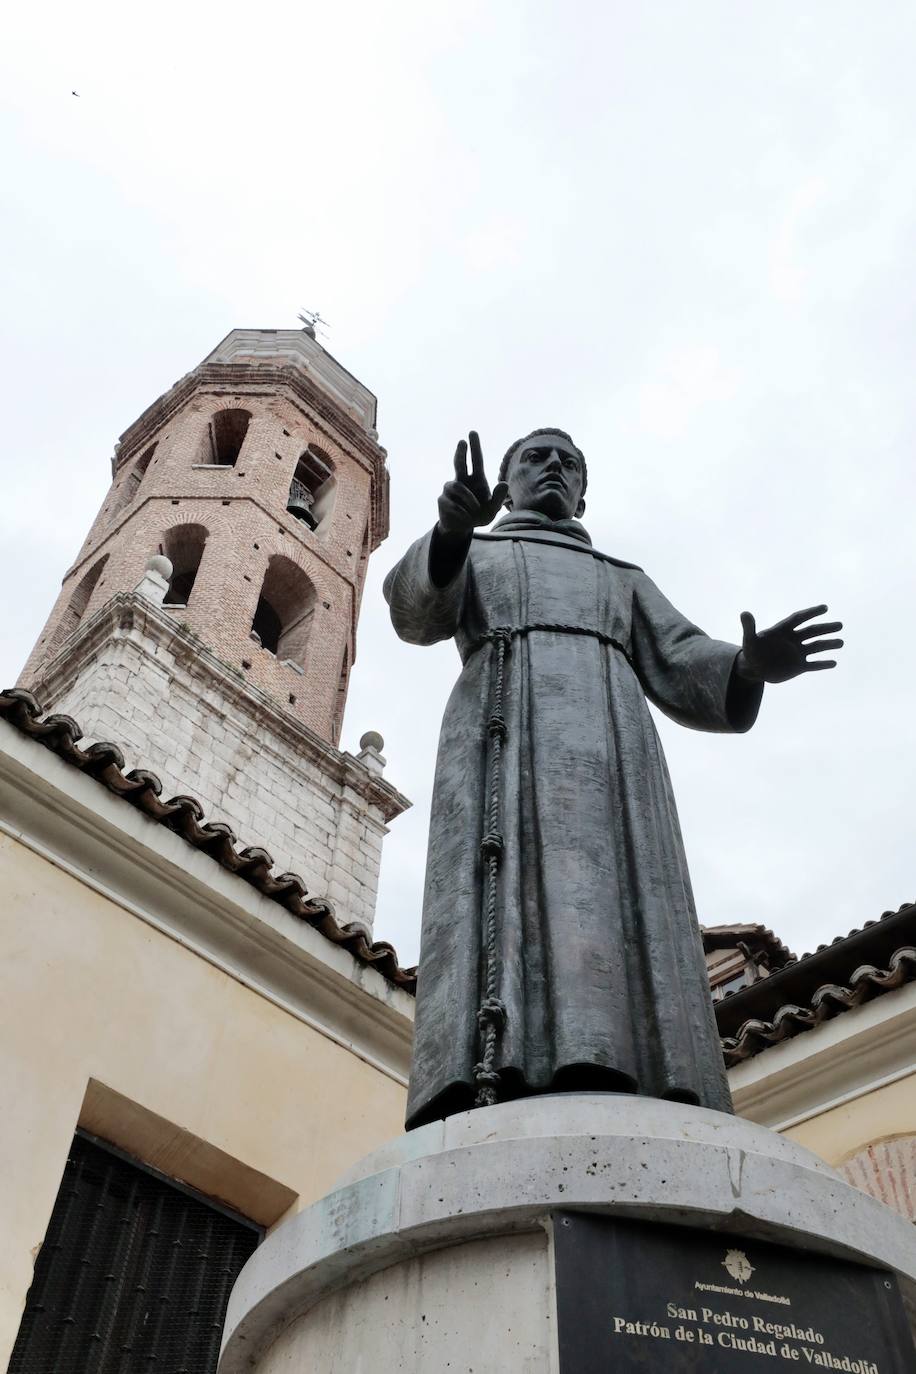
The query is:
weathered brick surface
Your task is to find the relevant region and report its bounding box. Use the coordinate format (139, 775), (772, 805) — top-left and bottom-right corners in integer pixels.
(20, 359), (385, 745)
(16, 334), (408, 934)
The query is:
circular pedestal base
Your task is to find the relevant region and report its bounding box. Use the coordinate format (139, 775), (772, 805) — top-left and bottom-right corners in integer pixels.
(219, 1096), (916, 1372)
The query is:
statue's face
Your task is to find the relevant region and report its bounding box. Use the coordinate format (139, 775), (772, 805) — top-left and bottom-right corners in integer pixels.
(505, 434), (586, 520)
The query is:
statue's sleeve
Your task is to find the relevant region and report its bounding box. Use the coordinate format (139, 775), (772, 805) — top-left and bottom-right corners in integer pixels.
(383, 528), (469, 646)
(629, 573), (763, 734)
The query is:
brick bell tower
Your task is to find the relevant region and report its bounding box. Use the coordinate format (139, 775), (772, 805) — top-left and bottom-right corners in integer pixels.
(18, 327), (409, 934)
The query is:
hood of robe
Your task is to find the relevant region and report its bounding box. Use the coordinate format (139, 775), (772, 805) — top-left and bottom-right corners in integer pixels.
(491, 508), (593, 545)
(478, 509), (643, 571)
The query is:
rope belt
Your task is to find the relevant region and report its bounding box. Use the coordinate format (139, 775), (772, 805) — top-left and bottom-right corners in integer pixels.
(467, 622), (632, 662)
(471, 622), (631, 1108)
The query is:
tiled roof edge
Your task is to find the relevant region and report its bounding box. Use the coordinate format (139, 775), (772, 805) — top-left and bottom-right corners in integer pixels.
(0, 688), (418, 996)
(798, 909), (913, 961)
(722, 945), (916, 1067)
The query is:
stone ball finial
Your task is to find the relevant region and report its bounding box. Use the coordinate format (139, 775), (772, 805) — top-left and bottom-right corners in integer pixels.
(147, 554), (173, 579)
(359, 730), (385, 753)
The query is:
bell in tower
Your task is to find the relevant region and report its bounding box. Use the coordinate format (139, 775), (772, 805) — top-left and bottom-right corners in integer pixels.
(16, 327), (409, 936)
(286, 446), (337, 531)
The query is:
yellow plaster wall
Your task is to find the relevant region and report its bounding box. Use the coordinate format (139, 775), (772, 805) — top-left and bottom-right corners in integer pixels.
(785, 1073), (916, 1168)
(0, 831), (407, 1366)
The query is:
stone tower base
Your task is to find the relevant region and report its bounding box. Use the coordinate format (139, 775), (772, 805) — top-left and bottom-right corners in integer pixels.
(25, 593), (408, 932)
(218, 1096), (916, 1372)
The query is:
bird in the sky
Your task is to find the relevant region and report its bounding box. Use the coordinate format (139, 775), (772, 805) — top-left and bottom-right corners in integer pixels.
(71, 90), (80, 97)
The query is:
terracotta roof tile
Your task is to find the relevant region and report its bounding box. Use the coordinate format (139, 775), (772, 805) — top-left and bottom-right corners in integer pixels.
(717, 901), (916, 1066)
(0, 688), (417, 995)
(721, 945), (916, 1066)
(798, 910), (909, 961)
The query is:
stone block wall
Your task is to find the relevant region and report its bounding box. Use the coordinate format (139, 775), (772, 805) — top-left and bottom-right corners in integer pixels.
(30, 598), (408, 935)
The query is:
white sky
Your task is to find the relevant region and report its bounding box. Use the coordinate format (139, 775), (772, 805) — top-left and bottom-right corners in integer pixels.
(2, 1), (914, 967)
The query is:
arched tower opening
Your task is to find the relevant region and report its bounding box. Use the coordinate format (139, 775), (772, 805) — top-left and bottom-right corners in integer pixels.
(250, 556), (317, 669)
(122, 443), (157, 510)
(47, 555), (110, 655)
(160, 524), (208, 607)
(200, 408), (251, 467)
(287, 445), (336, 532)
(107, 443), (157, 523)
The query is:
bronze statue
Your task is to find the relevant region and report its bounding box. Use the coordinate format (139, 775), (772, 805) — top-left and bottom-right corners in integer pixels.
(385, 429), (842, 1130)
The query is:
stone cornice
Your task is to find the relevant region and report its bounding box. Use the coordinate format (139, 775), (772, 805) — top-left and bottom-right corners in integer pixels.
(28, 594), (411, 825)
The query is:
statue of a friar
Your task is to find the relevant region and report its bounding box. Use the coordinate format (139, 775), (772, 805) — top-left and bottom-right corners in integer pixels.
(384, 429), (842, 1130)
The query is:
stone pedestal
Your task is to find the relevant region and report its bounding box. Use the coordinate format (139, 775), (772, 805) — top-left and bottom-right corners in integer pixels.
(218, 1096), (916, 1372)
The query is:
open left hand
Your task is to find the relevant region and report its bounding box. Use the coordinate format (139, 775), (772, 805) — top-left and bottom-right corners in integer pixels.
(736, 605), (844, 684)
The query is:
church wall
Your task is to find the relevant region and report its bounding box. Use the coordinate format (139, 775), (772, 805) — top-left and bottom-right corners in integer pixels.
(729, 979), (916, 1224)
(0, 825), (408, 1371)
(786, 1072), (916, 1170)
(729, 978), (916, 1135)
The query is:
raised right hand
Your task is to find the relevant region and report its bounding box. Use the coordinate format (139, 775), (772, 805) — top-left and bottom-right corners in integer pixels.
(437, 431), (509, 536)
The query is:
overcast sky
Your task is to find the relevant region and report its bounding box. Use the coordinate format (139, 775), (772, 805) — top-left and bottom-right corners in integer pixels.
(2, 1), (914, 967)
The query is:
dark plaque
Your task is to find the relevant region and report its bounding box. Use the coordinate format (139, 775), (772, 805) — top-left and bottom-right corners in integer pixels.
(553, 1213), (914, 1373)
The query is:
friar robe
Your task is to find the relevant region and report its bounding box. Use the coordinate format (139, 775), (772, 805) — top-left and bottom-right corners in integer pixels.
(384, 510), (763, 1130)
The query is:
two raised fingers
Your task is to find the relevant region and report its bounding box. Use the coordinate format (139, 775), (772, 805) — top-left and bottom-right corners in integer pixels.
(453, 431), (485, 483)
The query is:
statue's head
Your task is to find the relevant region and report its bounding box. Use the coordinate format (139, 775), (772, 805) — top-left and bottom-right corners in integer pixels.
(499, 428), (587, 520)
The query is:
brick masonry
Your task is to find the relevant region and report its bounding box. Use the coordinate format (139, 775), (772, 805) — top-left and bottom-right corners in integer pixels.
(21, 344), (385, 743)
(17, 331), (409, 933)
(838, 1137), (916, 1223)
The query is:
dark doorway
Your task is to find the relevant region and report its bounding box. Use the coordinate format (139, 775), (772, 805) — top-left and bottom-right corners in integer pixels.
(9, 1132), (260, 1373)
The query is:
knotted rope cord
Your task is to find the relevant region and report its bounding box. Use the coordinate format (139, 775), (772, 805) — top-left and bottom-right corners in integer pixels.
(474, 627), (511, 1106)
(472, 621), (632, 1108)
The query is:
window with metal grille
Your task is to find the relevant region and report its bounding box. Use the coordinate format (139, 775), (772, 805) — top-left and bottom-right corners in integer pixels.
(9, 1131), (260, 1374)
